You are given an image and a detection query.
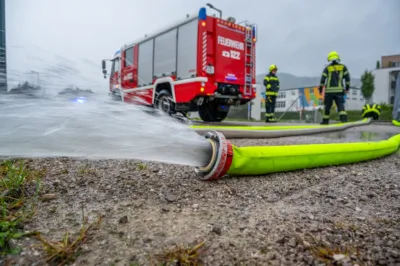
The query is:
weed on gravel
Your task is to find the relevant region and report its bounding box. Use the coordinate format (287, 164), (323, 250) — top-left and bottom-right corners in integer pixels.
(152, 241), (206, 266)
(34, 210), (103, 266)
(0, 159), (44, 255)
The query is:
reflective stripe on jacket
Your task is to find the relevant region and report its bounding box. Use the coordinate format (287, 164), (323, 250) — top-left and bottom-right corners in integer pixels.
(320, 62), (350, 93)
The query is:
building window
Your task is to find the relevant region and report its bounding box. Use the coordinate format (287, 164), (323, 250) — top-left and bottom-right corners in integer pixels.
(277, 92), (286, 99)
(390, 61), (400, 67)
(351, 89), (357, 95)
(276, 101), (286, 108)
(352, 98), (357, 100)
(291, 91), (296, 96)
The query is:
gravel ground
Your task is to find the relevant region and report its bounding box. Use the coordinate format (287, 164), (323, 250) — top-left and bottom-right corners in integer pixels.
(2, 126), (400, 266)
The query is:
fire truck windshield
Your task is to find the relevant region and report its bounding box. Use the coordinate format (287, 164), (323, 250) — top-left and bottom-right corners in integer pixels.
(111, 58), (120, 75)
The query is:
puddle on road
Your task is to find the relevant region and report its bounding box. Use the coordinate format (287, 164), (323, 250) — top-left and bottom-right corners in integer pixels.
(316, 131), (396, 141)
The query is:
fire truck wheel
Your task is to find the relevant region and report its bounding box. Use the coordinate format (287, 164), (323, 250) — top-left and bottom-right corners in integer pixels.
(198, 102), (229, 122)
(155, 90), (175, 114)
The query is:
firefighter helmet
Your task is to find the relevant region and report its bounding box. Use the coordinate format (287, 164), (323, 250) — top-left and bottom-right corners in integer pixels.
(269, 64), (278, 72)
(327, 51), (340, 62)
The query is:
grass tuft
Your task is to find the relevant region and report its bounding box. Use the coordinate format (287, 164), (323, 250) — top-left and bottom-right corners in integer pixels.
(0, 159), (44, 255)
(152, 241), (206, 266)
(136, 163), (147, 171)
(35, 211), (103, 266)
(299, 234), (361, 264)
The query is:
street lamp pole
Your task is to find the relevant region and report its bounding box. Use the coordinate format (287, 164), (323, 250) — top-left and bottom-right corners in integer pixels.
(31, 71), (43, 97)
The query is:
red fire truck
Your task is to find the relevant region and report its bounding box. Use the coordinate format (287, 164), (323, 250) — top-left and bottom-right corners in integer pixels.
(101, 6), (257, 122)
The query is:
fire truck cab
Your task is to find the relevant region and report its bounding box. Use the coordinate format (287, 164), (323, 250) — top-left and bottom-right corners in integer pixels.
(102, 6), (257, 122)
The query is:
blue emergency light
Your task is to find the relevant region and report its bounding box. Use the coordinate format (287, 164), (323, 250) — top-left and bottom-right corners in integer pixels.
(251, 25), (257, 42)
(198, 7), (207, 20)
(72, 97), (87, 103)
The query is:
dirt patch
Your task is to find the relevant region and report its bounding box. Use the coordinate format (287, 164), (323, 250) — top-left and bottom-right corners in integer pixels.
(1, 135), (400, 266)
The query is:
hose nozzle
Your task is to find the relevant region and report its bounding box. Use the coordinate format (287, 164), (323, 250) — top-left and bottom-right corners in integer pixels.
(194, 131), (233, 181)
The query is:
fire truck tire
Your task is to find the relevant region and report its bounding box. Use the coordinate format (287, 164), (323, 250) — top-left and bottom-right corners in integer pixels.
(155, 90), (175, 114)
(198, 103), (229, 122)
(110, 94), (122, 101)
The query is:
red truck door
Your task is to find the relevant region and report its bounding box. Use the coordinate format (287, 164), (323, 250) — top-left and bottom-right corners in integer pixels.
(121, 46), (137, 92)
(213, 22), (246, 87)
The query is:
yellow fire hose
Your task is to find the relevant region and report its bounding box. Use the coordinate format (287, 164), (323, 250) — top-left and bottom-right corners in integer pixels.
(195, 130), (400, 181)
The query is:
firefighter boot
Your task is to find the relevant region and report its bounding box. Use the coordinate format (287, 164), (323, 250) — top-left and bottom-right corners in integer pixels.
(265, 114), (272, 123)
(340, 115), (347, 123)
(320, 118), (329, 125)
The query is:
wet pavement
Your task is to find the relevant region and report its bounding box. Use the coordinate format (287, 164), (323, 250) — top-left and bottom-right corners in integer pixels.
(314, 131), (397, 141)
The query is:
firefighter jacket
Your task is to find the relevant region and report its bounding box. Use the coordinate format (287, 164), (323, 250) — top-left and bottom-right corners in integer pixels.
(263, 72), (280, 96)
(319, 62), (350, 94)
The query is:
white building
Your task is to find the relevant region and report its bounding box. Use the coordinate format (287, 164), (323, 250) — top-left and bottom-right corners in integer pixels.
(271, 87), (365, 112)
(372, 66), (400, 105)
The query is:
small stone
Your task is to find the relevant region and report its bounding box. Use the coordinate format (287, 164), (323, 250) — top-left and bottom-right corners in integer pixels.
(288, 238), (297, 248)
(276, 236), (286, 244)
(355, 207), (361, 212)
(119, 216), (128, 224)
(266, 252), (276, 260)
(308, 214), (315, 220)
(326, 193), (337, 199)
(303, 240), (311, 248)
(33, 250), (40, 256)
(41, 193), (57, 202)
(391, 190), (400, 198)
(333, 254), (346, 261)
(192, 204), (199, 209)
(165, 192), (177, 202)
(212, 226), (222, 235)
(143, 237), (152, 243)
(366, 192), (376, 198)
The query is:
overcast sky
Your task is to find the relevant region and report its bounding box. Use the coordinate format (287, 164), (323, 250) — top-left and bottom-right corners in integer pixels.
(5, 0), (400, 92)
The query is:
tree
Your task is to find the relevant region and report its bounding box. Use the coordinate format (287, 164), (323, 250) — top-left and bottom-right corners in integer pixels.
(361, 70), (375, 103)
(376, 60), (380, 69)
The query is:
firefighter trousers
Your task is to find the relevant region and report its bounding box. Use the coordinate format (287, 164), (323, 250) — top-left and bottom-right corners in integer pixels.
(322, 92), (347, 124)
(265, 95), (277, 121)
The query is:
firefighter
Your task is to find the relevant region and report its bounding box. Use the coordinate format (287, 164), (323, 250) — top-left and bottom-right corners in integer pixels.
(319, 51), (350, 125)
(263, 64), (280, 122)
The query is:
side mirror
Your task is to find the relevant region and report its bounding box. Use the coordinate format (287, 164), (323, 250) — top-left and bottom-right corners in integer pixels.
(102, 60), (107, 79)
